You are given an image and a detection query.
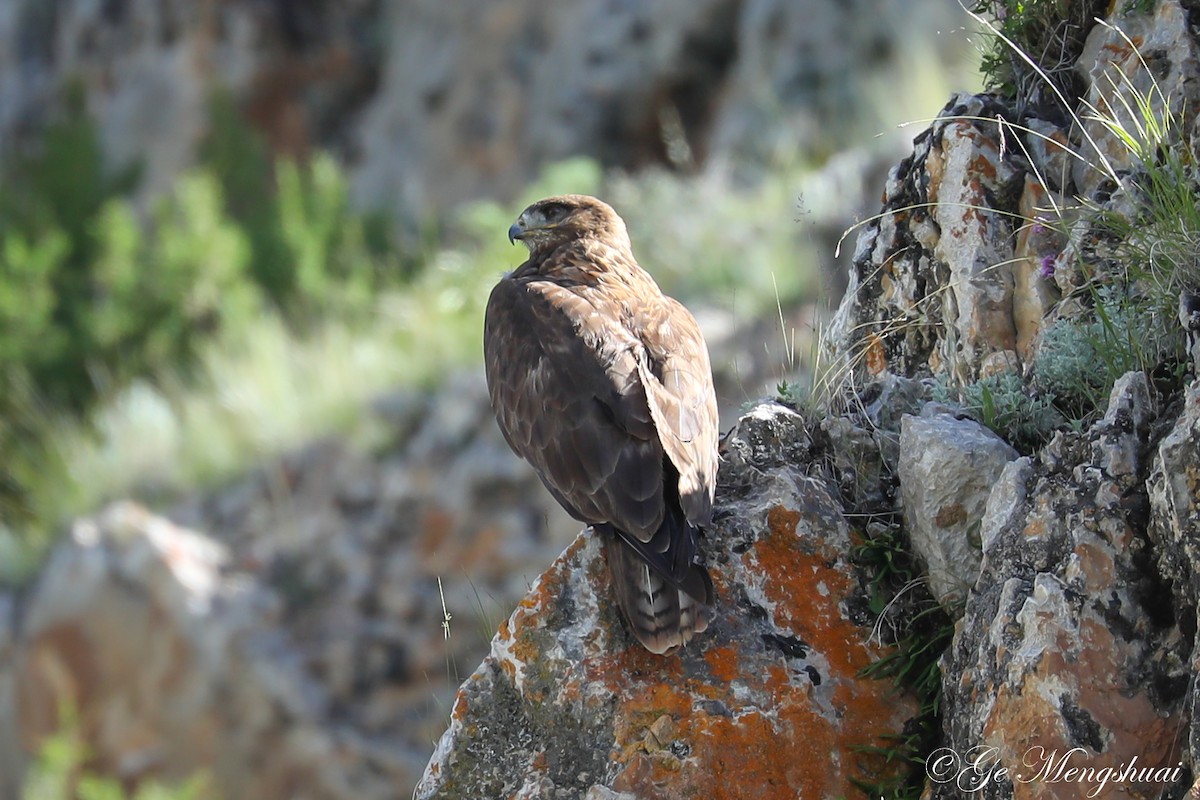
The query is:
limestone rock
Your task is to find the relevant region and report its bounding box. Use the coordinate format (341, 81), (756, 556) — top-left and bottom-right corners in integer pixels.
(830, 92), (1045, 383)
(820, 372), (929, 514)
(415, 403), (918, 799)
(898, 408), (1018, 608)
(1073, 0), (1200, 201)
(1148, 380), (1200, 765)
(12, 502), (356, 798)
(933, 373), (1190, 800)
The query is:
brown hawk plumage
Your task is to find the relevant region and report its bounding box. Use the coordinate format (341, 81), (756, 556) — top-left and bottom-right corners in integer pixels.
(483, 194), (718, 654)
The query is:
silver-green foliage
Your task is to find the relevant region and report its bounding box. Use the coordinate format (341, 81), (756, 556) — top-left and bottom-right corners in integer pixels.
(932, 371), (1064, 453)
(1032, 288), (1185, 420)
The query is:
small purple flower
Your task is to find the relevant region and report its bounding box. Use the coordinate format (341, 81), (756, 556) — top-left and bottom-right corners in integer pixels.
(1032, 222), (1047, 235)
(1039, 253), (1057, 279)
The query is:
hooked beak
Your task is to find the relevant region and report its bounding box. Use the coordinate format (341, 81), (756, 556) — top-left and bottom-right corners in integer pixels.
(507, 222), (524, 245)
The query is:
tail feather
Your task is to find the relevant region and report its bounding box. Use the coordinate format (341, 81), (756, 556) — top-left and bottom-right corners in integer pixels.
(600, 525), (712, 654)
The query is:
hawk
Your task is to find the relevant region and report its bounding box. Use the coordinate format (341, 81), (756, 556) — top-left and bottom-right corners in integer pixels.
(484, 194), (718, 654)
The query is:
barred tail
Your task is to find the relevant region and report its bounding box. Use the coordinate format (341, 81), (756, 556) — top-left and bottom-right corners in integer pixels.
(602, 529), (712, 655)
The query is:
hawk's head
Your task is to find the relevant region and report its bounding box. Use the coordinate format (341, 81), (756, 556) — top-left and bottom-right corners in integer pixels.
(508, 194), (631, 258)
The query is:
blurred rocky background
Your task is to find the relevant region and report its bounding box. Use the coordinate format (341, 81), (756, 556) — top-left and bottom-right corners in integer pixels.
(0, 0), (994, 798)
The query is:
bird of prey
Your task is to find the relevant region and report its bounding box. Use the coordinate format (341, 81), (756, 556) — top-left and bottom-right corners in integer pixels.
(484, 194), (718, 654)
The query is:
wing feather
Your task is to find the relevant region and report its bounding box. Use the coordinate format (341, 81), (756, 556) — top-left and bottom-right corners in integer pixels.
(634, 297), (720, 526)
(484, 275), (665, 540)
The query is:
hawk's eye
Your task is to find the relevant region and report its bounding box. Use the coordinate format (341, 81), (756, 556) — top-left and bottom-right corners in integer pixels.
(540, 202), (568, 220)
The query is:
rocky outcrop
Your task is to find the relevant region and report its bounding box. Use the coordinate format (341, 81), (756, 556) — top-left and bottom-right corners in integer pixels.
(416, 403), (917, 799)
(821, 2), (1200, 796)
(830, 0), (1200, 386)
(932, 373), (1190, 799)
(828, 90), (1066, 383)
(0, 0), (965, 218)
(1071, 0), (1200, 202)
(11, 502), (361, 798)
(1149, 381), (1200, 771)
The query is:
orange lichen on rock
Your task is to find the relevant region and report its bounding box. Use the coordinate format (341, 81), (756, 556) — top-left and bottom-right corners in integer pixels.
(449, 689), (470, 723)
(969, 149), (999, 181)
(750, 506), (877, 677)
(416, 404), (924, 798)
(608, 685), (907, 800)
(981, 611), (1183, 799)
(703, 645), (741, 684)
(603, 503), (911, 796)
(864, 332), (888, 375)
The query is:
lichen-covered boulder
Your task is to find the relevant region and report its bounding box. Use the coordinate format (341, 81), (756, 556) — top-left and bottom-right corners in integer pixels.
(415, 403), (917, 799)
(932, 374), (1191, 800)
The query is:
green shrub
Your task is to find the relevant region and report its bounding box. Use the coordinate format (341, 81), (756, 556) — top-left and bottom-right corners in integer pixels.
(933, 371), (1064, 453)
(0, 90), (421, 533)
(930, 286), (1186, 456)
(1033, 287), (1185, 421)
(972, 0), (1108, 100)
(851, 522), (958, 800)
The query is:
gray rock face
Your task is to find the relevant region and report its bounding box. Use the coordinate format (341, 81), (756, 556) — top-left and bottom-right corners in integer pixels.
(932, 373), (1191, 799)
(12, 502), (358, 798)
(821, 10), (1200, 790)
(415, 403), (918, 799)
(0, 0), (382, 206)
(898, 409), (1018, 608)
(0, 0), (965, 219)
(1148, 381), (1200, 765)
(829, 91), (1066, 383)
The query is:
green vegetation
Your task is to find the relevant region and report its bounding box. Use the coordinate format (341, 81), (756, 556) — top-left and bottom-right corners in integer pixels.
(933, 372), (1064, 453)
(0, 90), (410, 537)
(1035, 288), (1185, 415)
(23, 722), (208, 800)
(972, 0), (1107, 100)
(1084, 63), (1200, 300)
(0, 150), (601, 575)
(932, 291), (1185, 455)
(850, 522), (957, 800)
